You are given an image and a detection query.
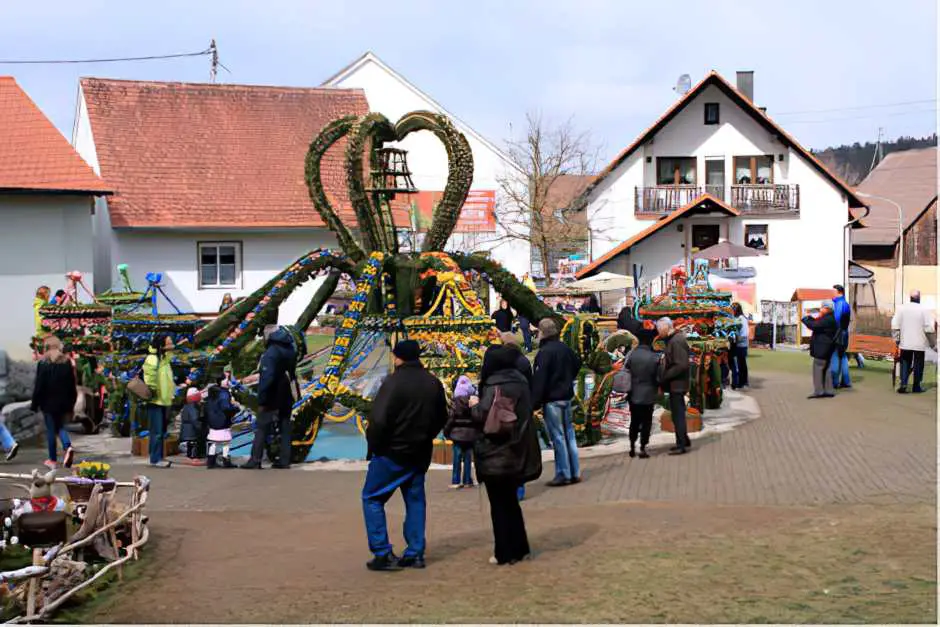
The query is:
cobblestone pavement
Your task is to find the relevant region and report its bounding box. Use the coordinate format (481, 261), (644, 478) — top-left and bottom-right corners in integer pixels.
(4, 365), (930, 516)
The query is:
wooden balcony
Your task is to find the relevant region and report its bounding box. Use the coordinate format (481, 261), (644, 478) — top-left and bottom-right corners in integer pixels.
(730, 184), (800, 214)
(635, 186), (702, 217)
(635, 184), (799, 217)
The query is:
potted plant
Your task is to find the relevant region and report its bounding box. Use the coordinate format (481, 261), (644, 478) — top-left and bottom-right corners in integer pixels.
(64, 461), (115, 502)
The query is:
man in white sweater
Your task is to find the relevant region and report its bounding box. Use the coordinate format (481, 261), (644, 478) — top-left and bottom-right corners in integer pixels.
(891, 290), (937, 393)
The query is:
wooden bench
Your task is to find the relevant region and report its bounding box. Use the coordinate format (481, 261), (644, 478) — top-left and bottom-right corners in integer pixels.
(848, 334), (896, 360)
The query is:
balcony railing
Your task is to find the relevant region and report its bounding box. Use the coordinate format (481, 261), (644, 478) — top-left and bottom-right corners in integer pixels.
(635, 185), (701, 216)
(635, 184), (799, 216)
(730, 184), (799, 213)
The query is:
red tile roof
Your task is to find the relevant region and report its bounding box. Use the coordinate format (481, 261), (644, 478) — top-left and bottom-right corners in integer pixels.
(80, 78), (371, 228)
(0, 76), (109, 194)
(854, 147), (937, 245)
(568, 72), (865, 213)
(791, 288), (837, 302)
(576, 194), (739, 278)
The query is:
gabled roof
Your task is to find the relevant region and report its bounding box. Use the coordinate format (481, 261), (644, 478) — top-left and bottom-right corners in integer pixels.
(576, 194), (739, 278)
(323, 51), (513, 167)
(80, 77), (370, 229)
(791, 288), (837, 302)
(569, 71), (865, 213)
(854, 147), (937, 245)
(0, 76), (109, 195)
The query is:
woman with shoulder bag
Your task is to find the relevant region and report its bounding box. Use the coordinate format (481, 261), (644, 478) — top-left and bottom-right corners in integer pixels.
(470, 344), (542, 565)
(143, 334), (176, 468)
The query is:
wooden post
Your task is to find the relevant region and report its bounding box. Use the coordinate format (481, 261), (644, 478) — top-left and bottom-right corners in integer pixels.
(26, 547), (42, 618)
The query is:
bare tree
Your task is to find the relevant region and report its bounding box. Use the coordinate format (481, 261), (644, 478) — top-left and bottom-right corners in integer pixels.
(495, 112), (603, 282)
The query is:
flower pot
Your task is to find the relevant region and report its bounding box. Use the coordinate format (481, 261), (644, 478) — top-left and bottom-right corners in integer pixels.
(65, 478), (116, 503)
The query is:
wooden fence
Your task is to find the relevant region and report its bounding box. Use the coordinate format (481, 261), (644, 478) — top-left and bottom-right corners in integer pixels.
(0, 474), (150, 623)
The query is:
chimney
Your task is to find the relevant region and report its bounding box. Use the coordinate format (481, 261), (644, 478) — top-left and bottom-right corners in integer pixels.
(736, 71), (754, 102)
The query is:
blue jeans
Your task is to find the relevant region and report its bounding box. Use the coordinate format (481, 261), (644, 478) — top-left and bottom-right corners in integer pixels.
(451, 443), (473, 485)
(730, 345), (749, 388)
(830, 350), (851, 387)
(543, 400), (580, 482)
(147, 404), (168, 465)
(0, 423), (15, 452)
(362, 456), (426, 558)
(42, 413), (72, 462)
(518, 316), (532, 352)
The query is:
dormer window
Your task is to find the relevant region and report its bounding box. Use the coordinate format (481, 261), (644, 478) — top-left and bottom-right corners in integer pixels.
(704, 102), (720, 125)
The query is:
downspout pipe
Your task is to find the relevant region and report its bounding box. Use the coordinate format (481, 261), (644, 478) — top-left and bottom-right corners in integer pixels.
(843, 203), (871, 300)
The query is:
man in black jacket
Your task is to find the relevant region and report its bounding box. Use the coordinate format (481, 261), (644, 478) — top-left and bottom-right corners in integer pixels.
(242, 326), (298, 470)
(362, 340), (447, 572)
(531, 319), (582, 486)
(802, 301), (838, 399)
(625, 333), (659, 459)
(658, 317), (692, 455)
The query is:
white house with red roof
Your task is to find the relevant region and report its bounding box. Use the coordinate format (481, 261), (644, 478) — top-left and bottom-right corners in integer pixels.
(0, 77), (110, 358)
(73, 78), (369, 323)
(72, 53), (524, 322)
(572, 71), (867, 313)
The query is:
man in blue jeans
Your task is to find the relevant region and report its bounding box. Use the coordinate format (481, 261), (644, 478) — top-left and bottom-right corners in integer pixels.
(830, 284), (852, 389)
(362, 340), (447, 571)
(531, 318), (582, 487)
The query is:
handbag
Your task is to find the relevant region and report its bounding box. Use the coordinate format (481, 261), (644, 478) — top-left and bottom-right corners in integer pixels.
(483, 387), (517, 436)
(126, 376), (152, 401)
(612, 368), (632, 394)
(285, 370), (301, 404)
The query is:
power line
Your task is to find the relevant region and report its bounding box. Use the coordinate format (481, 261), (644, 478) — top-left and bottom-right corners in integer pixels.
(0, 48), (211, 65)
(773, 98), (937, 116)
(785, 107), (937, 125)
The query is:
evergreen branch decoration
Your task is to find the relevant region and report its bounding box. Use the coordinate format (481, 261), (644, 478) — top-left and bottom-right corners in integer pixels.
(450, 252), (560, 326)
(394, 111), (474, 252)
(344, 114), (391, 252)
(304, 116), (367, 262)
(344, 113), (399, 253)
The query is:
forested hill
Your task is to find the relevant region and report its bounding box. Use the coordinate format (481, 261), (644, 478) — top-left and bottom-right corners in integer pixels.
(813, 133), (937, 185)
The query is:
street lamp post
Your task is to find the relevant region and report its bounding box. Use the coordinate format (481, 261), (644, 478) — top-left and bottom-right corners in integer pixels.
(857, 192), (904, 310)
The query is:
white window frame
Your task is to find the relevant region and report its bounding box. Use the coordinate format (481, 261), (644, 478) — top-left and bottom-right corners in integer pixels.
(197, 241), (242, 289)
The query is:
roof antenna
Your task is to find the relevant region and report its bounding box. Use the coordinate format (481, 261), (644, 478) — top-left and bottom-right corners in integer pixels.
(209, 39), (218, 82)
(674, 74), (691, 96)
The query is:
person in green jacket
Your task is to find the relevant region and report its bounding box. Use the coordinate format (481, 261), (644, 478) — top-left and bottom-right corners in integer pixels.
(143, 334), (176, 468)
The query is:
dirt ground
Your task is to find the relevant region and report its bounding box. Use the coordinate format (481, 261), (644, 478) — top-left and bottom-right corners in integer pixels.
(56, 354), (937, 624)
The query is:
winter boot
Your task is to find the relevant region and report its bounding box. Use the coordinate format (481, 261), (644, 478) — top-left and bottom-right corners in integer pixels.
(206, 454), (218, 469)
(221, 456), (235, 468)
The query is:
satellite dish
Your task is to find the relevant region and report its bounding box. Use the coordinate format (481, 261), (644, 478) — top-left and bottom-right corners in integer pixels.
(675, 74), (692, 95)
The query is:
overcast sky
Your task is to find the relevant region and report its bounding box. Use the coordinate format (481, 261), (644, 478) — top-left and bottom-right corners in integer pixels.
(2, 0), (936, 163)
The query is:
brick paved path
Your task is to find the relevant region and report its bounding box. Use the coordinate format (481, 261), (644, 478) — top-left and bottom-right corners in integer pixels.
(14, 366), (923, 517)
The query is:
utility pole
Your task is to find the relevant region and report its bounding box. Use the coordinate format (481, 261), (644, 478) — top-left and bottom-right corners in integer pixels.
(209, 39), (218, 83)
(868, 127), (884, 176)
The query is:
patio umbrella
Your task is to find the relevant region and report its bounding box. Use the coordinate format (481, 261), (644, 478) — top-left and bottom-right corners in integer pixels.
(692, 241), (768, 260)
(567, 272), (634, 293)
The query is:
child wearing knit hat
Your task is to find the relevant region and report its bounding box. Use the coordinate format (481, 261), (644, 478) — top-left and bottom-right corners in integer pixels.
(180, 387), (204, 461)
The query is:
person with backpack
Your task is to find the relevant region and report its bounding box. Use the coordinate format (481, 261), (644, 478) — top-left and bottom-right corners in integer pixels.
(180, 387), (203, 461)
(470, 344), (542, 565)
(242, 325), (298, 470)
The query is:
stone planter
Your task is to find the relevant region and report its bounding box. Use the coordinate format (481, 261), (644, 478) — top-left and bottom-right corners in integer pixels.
(660, 408), (703, 433)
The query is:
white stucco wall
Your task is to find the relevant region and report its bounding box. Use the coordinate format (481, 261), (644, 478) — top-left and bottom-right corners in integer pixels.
(326, 57), (531, 284)
(0, 195), (95, 360)
(584, 83), (850, 304)
(71, 87), (113, 294)
(108, 229), (337, 324)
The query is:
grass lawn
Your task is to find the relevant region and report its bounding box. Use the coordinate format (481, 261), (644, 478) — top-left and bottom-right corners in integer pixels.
(304, 332), (334, 355)
(749, 347), (937, 389)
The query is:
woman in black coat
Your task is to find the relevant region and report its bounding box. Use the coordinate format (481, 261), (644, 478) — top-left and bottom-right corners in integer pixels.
(470, 345), (542, 565)
(491, 300), (515, 333)
(30, 336), (76, 468)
